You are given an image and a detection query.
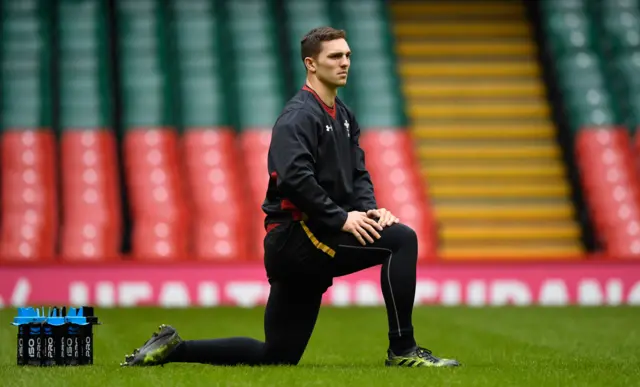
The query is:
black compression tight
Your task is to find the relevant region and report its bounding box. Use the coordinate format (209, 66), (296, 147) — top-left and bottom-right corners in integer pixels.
(166, 223), (418, 366)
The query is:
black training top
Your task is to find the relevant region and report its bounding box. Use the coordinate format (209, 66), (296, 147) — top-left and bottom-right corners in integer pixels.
(261, 85), (378, 232)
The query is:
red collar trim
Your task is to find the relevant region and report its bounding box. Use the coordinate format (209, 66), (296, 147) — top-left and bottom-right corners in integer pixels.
(302, 85), (336, 119)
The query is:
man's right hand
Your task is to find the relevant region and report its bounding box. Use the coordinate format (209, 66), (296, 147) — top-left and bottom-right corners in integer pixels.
(341, 211), (383, 245)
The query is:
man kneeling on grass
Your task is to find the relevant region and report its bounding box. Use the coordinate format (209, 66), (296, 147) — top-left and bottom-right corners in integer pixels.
(121, 26), (460, 369)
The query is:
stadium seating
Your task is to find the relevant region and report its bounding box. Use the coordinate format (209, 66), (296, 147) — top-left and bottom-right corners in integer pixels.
(6, 0), (640, 263)
(123, 129), (189, 260)
(225, 0), (286, 131)
(57, 0), (122, 261)
(575, 128), (640, 257)
(60, 131), (121, 261)
(0, 0), (58, 262)
(392, 0), (583, 259)
(334, 0), (406, 129)
(541, 2), (620, 132)
(283, 0), (332, 93)
(540, 0), (640, 258)
(170, 0), (248, 261)
(239, 129), (272, 259)
(183, 129), (248, 261)
(594, 1), (640, 132)
(226, 0), (288, 258)
(116, 0), (189, 260)
(1, 132), (58, 262)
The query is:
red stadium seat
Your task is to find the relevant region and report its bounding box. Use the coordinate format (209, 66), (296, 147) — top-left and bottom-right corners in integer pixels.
(182, 127), (248, 261)
(192, 219), (246, 261)
(130, 219), (189, 260)
(240, 128), (271, 209)
(575, 127), (640, 258)
(631, 129), (640, 175)
(0, 130), (58, 262)
(59, 130), (122, 261)
(123, 128), (189, 261)
(239, 128), (272, 259)
(360, 129), (438, 261)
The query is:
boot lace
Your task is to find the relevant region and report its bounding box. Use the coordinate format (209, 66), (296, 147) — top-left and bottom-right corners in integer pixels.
(416, 347), (441, 363)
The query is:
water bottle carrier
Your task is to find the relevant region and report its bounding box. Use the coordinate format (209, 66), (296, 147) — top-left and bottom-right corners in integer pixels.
(12, 306), (100, 367)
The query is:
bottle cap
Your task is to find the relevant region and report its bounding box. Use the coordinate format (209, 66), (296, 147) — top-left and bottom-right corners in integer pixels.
(12, 307), (44, 326)
(46, 307), (65, 326)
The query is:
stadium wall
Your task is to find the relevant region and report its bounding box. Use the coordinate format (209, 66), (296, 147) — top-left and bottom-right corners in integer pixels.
(1, 260), (639, 308)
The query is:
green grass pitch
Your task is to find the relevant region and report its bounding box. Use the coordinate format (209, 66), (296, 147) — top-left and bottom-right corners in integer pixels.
(1, 306), (639, 386)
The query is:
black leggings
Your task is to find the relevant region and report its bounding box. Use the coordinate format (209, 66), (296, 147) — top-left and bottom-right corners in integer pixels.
(166, 222), (418, 366)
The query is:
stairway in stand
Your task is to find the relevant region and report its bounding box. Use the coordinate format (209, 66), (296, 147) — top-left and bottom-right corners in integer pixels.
(390, 0), (583, 259)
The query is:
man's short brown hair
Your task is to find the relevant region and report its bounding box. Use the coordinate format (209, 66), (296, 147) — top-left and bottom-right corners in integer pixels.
(300, 26), (347, 65)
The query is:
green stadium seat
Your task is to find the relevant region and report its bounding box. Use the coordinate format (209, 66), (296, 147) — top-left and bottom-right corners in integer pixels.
(601, 0), (640, 8)
(57, 0), (111, 130)
(283, 0), (333, 91)
(116, 0), (175, 129)
(557, 66), (606, 92)
(613, 51), (640, 81)
(567, 103), (619, 130)
(625, 96), (640, 130)
(564, 85), (616, 111)
(1, 0), (52, 127)
(555, 51), (605, 86)
(333, 0), (405, 129)
(119, 58), (168, 127)
(226, 0), (285, 129)
(609, 52), (640, 130)
(540, 0), (591, 15)
(571, 1), (640, 132)
(543, 11), (597, 56)
(609, 53), (640, 98)
(600, 8), (640, 55)
(170, 0), (228, 128)
(178, 77), (227, 128)
(552, 49), (621, 131)
(1, 0), (52, 130)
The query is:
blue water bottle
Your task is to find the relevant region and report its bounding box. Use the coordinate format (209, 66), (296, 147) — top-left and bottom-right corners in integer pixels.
(78, 306), (99, 365)
(24, 307), (45, 366)
(64, 307), (84, 366)
(42, 307), (66, 366)
(12, 307), (40, 366)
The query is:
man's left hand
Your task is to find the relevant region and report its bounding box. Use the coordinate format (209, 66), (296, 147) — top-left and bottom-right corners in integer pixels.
(366, 208), (399, 228)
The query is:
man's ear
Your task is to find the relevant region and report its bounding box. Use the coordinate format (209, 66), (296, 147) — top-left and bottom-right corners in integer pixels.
(304, 57), (316, 73)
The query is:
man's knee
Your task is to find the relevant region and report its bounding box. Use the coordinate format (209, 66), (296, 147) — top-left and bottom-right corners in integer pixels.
(398, 223), (418, 243)
(383, 223), (418, 252)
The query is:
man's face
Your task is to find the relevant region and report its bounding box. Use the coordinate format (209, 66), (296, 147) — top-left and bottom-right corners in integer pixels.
(308, 38), (351, 88)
